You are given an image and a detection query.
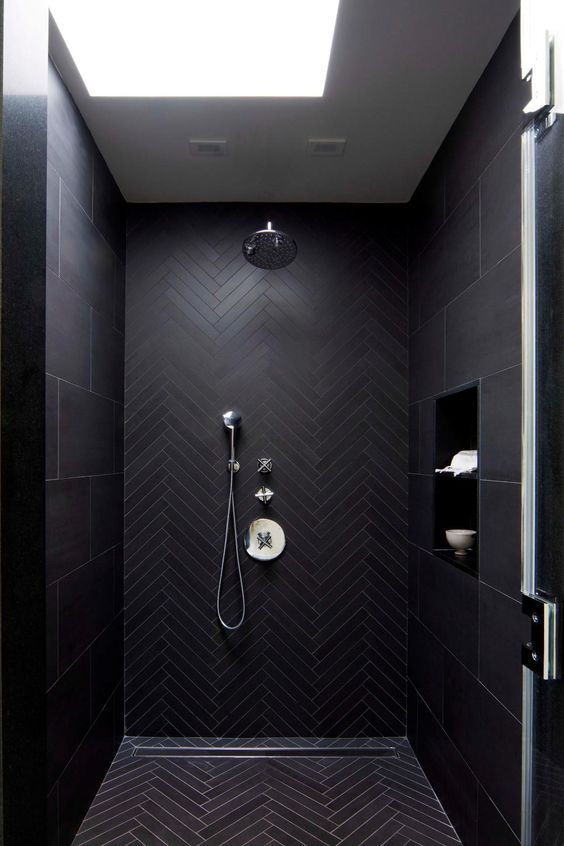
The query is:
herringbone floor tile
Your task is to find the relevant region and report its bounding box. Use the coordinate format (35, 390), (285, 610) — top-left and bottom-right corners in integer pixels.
(73, 738), (461, 846)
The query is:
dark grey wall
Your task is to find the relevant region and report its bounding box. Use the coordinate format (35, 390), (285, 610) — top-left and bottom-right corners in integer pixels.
(407, 17), (528, 846)
(124, 203), (408, 737)
(46, 61), (126, 846)
(1, 0), (48, 843)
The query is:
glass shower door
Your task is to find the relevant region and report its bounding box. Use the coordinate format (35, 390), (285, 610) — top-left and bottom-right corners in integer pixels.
(521, 98), (564, 846)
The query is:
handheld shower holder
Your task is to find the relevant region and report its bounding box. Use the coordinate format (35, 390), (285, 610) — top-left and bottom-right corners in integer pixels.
(227, 459), (240, 473)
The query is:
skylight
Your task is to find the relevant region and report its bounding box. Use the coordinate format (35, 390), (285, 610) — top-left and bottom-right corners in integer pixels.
(49, 0), (341, 97)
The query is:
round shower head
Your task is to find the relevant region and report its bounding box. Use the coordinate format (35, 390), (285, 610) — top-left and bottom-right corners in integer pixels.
(222, 410), (242, 430)
(242, 221), (297, 270)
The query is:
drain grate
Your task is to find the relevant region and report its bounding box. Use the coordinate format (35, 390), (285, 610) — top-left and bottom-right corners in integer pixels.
(133, 745), (399, 759)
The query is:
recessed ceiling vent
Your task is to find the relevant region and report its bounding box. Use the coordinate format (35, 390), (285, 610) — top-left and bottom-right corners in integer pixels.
(307, 138), (346, 156)
(189, 140), (227, 156)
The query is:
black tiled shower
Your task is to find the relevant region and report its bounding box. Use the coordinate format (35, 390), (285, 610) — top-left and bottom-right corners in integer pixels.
(44, 12), (527, 846)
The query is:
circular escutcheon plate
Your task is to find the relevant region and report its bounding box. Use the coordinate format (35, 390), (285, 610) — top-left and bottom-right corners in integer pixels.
(244, 518), (286, 561)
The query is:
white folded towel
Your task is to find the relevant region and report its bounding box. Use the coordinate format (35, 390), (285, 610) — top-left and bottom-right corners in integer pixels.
(435, 449), (478, 476)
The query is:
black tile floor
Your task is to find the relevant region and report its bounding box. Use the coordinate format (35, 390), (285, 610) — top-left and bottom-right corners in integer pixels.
(72, 737), (462, 845)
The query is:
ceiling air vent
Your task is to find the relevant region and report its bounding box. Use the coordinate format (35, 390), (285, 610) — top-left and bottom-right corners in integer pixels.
(307, 138), (346, 156)
(189, 139), (227, 156)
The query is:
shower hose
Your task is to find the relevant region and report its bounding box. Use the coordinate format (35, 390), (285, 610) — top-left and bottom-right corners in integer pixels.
(216, 467), (246, 630)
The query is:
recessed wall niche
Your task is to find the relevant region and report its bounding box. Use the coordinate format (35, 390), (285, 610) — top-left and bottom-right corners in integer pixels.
(433, 384), (479, 575)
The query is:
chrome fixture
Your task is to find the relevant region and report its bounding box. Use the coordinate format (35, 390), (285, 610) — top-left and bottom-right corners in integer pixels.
(257, 531), (273, 550)
(522, 595), (563, 680)
(255, 486), (274, 504)
(222, 409), (241, 474)
(216, 410), (245, 631)
(257, 457), (272, 474)
(244, 518), (286, 561)
(242, 221), (297, 270)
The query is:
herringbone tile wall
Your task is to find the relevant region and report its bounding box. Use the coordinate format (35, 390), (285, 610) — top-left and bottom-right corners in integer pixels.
(125, 203), (408, 738)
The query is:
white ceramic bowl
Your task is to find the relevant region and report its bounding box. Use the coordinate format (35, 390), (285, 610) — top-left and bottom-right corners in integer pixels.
(445, 529), (477, 556)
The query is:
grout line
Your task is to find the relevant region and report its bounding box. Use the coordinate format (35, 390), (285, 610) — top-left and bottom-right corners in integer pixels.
(412, 243), (520, 342)
(409, 361), (522, 405)
(56, 377), (60, 480)
(443, 307), (447, 390)
(47, 471), (122, 484)
(477, 580), (481, 681)
(478, 178), (482, 278)
(46, 370), (124, 406)
(57, 174), (62, 277)
(55, 583), (59, 681)
(89, 307), (93, 391)
(89, 476), (92, 562)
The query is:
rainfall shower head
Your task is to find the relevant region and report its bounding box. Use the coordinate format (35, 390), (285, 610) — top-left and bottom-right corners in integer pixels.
(242, 221), (297, 270)
(223, 410), (242, 430)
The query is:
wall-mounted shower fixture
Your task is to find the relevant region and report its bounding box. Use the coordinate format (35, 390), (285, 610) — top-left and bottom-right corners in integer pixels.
(217, 410), (245, 631)
(244, 518), (286, 561)
(223, 409), (241, 473)
(255, 486), (274, 504)
(257, 457), (272, 474)
(242, 221), (297, 270)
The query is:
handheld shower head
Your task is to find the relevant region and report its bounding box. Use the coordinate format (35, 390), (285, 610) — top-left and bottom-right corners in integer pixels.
(223, 410), (242, 430)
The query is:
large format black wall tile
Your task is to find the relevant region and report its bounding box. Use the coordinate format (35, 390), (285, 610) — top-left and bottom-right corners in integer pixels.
(408, 614), (444, 720)
(445, 248), (521, 388)
(409, 312), (444, 402)
(91, 612), (124, 716)
(481, 365), (521, 482)
(46, 270), (90, 389)
(46, 477), (90, 582)
(477, 787), (520, 846)
(91, 311), (125, 401)
(91, 474), (124, 556)
(46, 60), (125, 846)
(57, 698), (117, 846)
(124, 203), (409, 738)
(442, 16), (528, 214)
(443, 653), (521, 834)
(47, 162), (60, 275)
(46, 375), (59, 480)
(92, 148), (126, 261)
(408, 474), (433, 549)
(418, 551), (479, 674)
(58, 550), (115, 673)
(59, 381), (115, 477)
(479, 583), (528, 718)
(479, 480), (522, 600)
(418, 184), (480, 324)
(47, 653), (91, 789)
(480, 131), (521, 274)
(416, 697), (479, 846)
(60, 183), (115, 319)
(47, 62), (92, 215)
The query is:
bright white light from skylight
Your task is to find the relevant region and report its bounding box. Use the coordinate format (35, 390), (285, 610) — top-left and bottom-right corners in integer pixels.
(49, 0), (341, 97)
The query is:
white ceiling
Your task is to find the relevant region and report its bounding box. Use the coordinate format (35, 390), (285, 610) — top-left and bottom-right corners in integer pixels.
(49, 0), (519, 204)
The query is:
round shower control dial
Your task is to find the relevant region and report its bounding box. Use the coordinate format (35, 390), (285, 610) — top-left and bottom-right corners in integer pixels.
(244, 518), (285, 561)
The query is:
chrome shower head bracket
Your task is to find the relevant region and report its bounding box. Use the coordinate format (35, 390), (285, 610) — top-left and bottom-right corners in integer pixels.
(227, 459), (240, 474)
